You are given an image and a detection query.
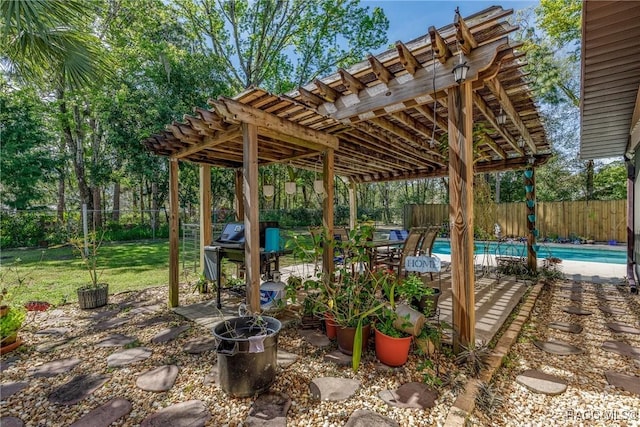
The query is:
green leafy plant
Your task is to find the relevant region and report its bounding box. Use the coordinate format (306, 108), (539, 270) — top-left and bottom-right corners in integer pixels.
(70, 231), (106, 289)
(285, 275), (303, 304)
(417, 359), (442, 388)
(0, 306), (26, 344)
(375, 308), (411, 338)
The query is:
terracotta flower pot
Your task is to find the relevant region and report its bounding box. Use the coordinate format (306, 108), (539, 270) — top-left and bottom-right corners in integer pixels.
(324, 313), (337, 339)
(336, 323), (371, 355)
(0, 334), (22, 355)
(374, 328), (412, 367)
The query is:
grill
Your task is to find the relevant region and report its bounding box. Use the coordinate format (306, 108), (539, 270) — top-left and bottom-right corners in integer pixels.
(214, 221), (279, 250)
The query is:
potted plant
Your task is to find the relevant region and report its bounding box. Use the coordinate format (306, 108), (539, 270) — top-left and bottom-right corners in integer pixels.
(70, 232), (109, 309)
(1, 305), (26, 354)
(398, 274), (440, 317)
(374, 308), (413, 366)
(0, 258), (35, 353)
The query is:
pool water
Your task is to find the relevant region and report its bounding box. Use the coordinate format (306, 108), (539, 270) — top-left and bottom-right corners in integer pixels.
(431, 240), (626, 264)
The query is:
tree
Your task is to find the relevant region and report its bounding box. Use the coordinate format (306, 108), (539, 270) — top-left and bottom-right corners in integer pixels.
(173, 0), (389, 91)
(0, 81), (56, 209)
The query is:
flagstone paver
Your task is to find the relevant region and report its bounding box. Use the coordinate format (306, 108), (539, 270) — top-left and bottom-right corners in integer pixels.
(129, 304), (164, 316)
(606, 323), (640, 335)
(0, 417), (24, 427)
(277, 350), (298, 368)
(298, 329), (331, 347)
(309, 377), (360, 401)
(323, 350), (352, 366)
(151, 325), (190, 344)
(107, 347), (152, 367)
(533, 340), (584, 355)
(91, 310), (120, 321)
(96, 334), (137, 348)
(0, 381), (28, 399)
(516, 369), (568, 395)
(562, 306), (593, 316)
(94, 317), (130, 331)
(30, 357), (81, 377)
(0, 356), (18, 373)
(183, 337), (218, 354)
(548, 322), (583, 334)
(35, 327), (70, 335)
(344, 409), (399, 427)
(604, 371), (640, 396)
(68, 398), (132, 427)
(48, 374), (109, 405)
(140, 400), (211, 427)
(601, 341), (640, 360)
(378, 382), (438, 409)
(136, 365), (179, 392)
(137, 315), (174, 327)
(35, 337), (70, 353)
(245, 392), (291, 427)
(598, 305), (628, 315)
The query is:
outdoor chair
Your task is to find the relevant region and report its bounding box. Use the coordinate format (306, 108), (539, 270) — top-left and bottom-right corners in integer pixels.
(376, 227), (426, 278)
(417, 225), (440, 280)
(374, 229), (408, 263)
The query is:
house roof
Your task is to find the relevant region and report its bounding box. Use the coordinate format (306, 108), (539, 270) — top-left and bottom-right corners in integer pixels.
(580, 0), (640, 160)
(144, 6), (550, 182)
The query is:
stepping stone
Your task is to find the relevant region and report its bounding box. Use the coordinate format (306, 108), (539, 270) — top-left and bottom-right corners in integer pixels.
(107, 347), (152, 367)
(0, 417), (23, 427)
(557, 294), (583, 302)
(94, 317), (129, 331)
(605, 371), (640, 396)
(203, 366), (218, 386)
(533, 340), (584, 355)
(151, 325), (190, 344)
(559, 286), (584, 292)
(0, 381), (28, 399)
(245, 392), (291, 427)
(323, 350), (352, 366)
(69, 398), (132, 427)
(309, 377), (360, 401)
(30, 357), (81, 377)
(35, 337), (69, 353)
(0, 356), (18, 373)
(606, 323), (640, 335)
(183, 337), (218, 354)
(598, 306), (627, 315)
(35, 327), (70, 335)
(548, 322), (583, 334)
(378, 382), (438, 409)
(48, 374), (109, 405)
(91, 309), (120, 321)
(140, 400), (211, 427)
(601, 341), (640, 360)
(562, 306), (593, 316)
(298, 329), (331, 347)
(515, 369), (568, 395)
(599, 295), (626, 302)
(96, 334), (137, 348)
(277, 350), (298, 368)
(344, 409), (399, 427)
(129, 304), (163, 316)
(137, 315), (173, 327)
(136, 365), (179, 392)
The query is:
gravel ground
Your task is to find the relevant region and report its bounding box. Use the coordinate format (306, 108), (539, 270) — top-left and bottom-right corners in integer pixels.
(472, 280), (640, 427)
(1, 283), (462, 427)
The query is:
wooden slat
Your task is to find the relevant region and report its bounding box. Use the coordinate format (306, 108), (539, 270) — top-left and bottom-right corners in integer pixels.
(368, 54), (393, 84)
(396, 41), (422, 76)
(429, 26), (452, 64)
(472, 92), (520, 156)
(172, 127), (242, 159)
(338, 68), (365, 95)
(455, 11), (478, 55)
(322, 149), (335, 282)
(168, 158), (179, 308)
(298, 86), (325, 106)
(314, 79), (339, 102)
(199, 165), (212, 271)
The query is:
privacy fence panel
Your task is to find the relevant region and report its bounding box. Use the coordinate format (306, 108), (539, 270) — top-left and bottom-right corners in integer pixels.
(405, 200), (626, 243)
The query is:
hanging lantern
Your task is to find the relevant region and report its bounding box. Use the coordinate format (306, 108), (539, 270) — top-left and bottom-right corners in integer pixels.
(313, 180), (325, 195)
(263, 184), (275, 199)
(284, 181), (296, 195)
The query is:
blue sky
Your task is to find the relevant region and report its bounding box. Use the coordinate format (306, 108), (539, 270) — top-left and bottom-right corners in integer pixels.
(362, 1), (538, 50)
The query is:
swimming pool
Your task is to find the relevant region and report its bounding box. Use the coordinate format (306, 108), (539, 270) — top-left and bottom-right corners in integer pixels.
(431, 240), (626, 264)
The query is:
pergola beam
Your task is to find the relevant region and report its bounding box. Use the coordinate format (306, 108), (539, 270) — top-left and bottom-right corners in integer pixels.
(209, 97), (339, 152)
(318, 38), (508, 122)
(485, 77), (537, 154)
(396, 41), (422, 76)
(171, 127), (242, 159)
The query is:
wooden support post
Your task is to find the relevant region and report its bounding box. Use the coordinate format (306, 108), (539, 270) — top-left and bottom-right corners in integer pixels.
(199, 165), (212, 270)
(448, 81), (475, 352)
(243, 123), (261, 313)
(322, 149), (335, 281)
(234, 168), (244, 221)
(169, 158), (180, 308)
(348, 180), (357, 231)
(526, 167), (537, 273)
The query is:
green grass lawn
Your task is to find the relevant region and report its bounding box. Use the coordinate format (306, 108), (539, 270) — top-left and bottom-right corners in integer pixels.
(0, 240), (173, 306)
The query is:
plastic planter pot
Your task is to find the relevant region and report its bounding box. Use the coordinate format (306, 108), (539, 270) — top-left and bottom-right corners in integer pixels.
(528, 214), (536, 223)
(524, 169), (534, 179)
(525, 185), (534, 193)
(374, 328), (412, 367)
(212, 316), (281, 397)
(532, 229), (539, 238)
(526, 200), (535, 208)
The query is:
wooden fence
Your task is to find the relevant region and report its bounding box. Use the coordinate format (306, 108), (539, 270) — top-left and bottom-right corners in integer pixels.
(404, 199), (627, 243)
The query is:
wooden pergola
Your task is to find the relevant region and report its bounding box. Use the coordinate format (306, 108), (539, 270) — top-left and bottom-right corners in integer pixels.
(144, 6), (550, 349)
